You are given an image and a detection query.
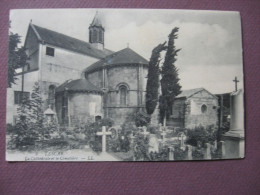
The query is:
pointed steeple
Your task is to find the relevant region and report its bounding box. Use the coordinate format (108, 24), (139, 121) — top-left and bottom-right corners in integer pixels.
(90, 11), (103, 27)
(89, 11), (105, 50)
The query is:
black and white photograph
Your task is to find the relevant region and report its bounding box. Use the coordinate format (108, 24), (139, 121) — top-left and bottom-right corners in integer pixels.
(6, 9), (244, 161)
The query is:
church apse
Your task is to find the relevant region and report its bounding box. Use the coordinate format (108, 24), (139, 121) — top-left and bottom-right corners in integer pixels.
(83, 48), (149, 125)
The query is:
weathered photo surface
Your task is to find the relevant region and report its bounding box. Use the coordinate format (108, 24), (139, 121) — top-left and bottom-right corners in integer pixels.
(6, 9), (244, 161)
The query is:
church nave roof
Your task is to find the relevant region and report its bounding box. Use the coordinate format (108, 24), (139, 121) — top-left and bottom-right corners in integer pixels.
(28, 24), (113, 59)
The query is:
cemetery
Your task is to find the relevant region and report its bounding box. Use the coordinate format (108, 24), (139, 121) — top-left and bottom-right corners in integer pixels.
(6, 87), (244, 161)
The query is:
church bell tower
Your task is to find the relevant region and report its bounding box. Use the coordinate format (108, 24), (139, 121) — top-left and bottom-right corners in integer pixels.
(89, 11), (104, 50)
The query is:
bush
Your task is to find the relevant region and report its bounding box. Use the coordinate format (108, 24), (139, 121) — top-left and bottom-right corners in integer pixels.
(149, 145), (169, 161)
(192, 148), (204, 160)
(186, 125), (217, 147)
(133, 132), (150, 161)
(174, 145), (186, 160)
(83, 118), (114, 153)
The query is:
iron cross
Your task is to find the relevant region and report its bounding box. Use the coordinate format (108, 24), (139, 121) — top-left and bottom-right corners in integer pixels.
(233, 76), (239, 91)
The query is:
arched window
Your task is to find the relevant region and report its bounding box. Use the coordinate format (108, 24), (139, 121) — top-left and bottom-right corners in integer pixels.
(201, 104), (207, 113)
(119, 85), (127, 106)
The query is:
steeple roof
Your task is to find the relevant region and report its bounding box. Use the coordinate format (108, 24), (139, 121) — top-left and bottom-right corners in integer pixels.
(84, 47), (149, 73)
(90, 11), (103, 28)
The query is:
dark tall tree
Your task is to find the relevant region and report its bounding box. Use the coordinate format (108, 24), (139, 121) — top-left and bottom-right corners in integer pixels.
(159, 27), (182, 125)
(8, 22), (29, 88)
(145, 42), (167, 115)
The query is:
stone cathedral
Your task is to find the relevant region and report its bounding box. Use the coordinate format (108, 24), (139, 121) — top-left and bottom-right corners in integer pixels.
(7, 12), (218, 129)
(7, 12), (149, 126)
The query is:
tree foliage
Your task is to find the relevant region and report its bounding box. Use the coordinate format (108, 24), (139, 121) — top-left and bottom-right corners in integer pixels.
(159, 27), (182, 123)
(12, 82), (46, 148)
(145, 42), (167, 115)
(8, 22), (29, 88)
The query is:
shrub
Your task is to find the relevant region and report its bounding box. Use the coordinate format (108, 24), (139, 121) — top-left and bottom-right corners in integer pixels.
(149, 145), (169, 161)
(133, 132), (150, 161)
(174, 145), (186, 160)
(186, 125), (217, 147)
(83, 118), (114, 153)
(192, 148), (204, 160)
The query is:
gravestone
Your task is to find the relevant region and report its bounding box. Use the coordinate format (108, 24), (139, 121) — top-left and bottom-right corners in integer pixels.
(222, 89), (244, 159)
(161, 131), (167, 142)
(148, 135), (159, 153)
(204, 143), (211, 160)
(96, 126), (112, 153)
(178, 132), (186, 150)
(168, 147), (174, 160)
(186, 145), (192, 160)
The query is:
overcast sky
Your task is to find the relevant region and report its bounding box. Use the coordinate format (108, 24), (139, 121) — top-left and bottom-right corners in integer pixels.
(10, 9), (244, 94)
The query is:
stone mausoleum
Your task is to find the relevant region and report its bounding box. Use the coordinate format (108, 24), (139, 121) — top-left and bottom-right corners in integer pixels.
(168, 88), (219, 129)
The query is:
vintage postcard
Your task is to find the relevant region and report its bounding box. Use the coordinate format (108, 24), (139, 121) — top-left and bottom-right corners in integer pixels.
(6, 9), (244, 161)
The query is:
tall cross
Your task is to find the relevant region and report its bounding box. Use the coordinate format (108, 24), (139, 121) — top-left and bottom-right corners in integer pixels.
(233, 76), (239, 91)
(96, 126), (111, 153)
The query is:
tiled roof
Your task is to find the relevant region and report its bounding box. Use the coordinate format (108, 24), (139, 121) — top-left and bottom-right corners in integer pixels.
(30, 24), (113, 59)
(176, 88), (205, 98)
(84, 47), (149, 73)
(56, 79), (102, 94)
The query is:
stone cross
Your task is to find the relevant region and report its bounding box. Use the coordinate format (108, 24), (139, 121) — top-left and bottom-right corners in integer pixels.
(161, 131), (167, 142)
(142, 126), (150, 137)
(233, 76), (239, 92)
(96, 126), (112, 153)
(179, 133), (186, 150)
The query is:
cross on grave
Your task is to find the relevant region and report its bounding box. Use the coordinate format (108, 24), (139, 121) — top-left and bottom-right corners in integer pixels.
(161, 131), (167, 142)
(96, 126), (112, 153)
(233, 76), (239, 92)
(179, 133), (186, 150)
(141, 126), (150, 137)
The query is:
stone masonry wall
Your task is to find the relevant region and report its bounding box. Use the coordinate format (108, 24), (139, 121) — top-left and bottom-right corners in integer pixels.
(185, 91), (218, 129)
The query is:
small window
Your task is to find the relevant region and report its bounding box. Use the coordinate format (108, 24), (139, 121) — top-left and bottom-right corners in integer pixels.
(46, 47), (55, 56)
(201, 104), (207, 113)
(14, 91), (30, 104)
(119, 86), (127, 106)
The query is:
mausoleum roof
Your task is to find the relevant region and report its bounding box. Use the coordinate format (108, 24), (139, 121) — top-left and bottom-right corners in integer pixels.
(176, 88), (217, 99)
(84, 47), (149, 73)
(56, 79), (103, 94)
(28, 24), (113, 59)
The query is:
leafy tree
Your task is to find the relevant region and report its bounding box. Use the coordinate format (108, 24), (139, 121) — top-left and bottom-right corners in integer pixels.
(8, 22), (29, 88)
(159, 28), (182, 124)
(145, 42), (167, 115)
(11, 82), (46, 149)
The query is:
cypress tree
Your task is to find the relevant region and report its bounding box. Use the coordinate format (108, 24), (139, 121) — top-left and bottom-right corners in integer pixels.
(145, 42), (167, 115)
(160, 27), (182, 124)
(8, 22), (29, 88)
